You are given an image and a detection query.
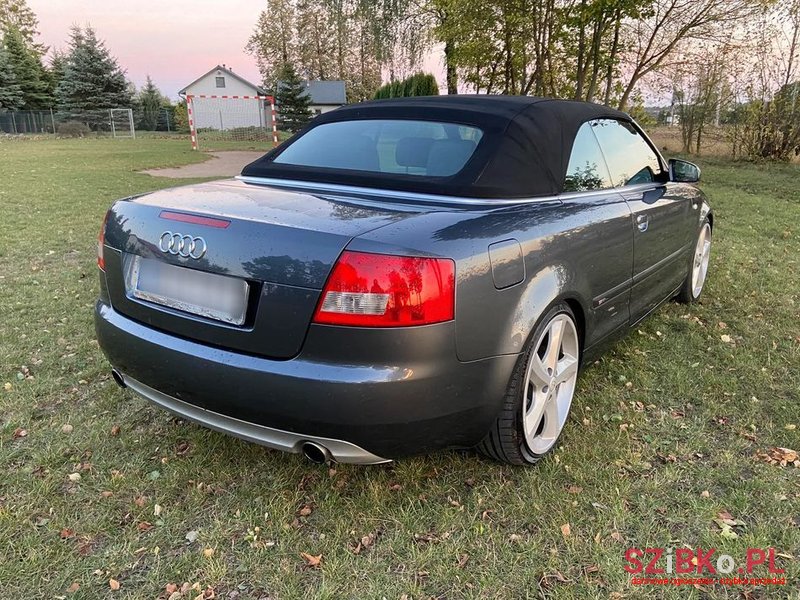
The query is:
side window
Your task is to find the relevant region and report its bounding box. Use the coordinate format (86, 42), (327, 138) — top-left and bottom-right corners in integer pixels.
(564, 121), (613, 192)
(590, 119), (662, 187)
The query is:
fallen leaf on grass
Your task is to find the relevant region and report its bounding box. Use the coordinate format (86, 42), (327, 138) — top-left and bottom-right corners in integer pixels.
(720, 334), (732, 343)
(133, 496), (147, 507)
(60, 528), (75, 539)
(165, 583), (178, 594)
(560, 523), (571, 537)
(12, 427), (27, 439)
(110, 424), (121, 436)
(297, 504), (313, 517)
(360, 532), (377, 548)
(350, 527), (383, 554)
(154, 504), (162, 516)
(3, 382), (12, 391)
(584, 564), (600, 575)
(539, 571), (570, 586)
(67, 582), (80, 593)
(67, 472), (81, 482)
(61, 424), (73, 434)
(457, 553), (469, 568)
(100, 490), (113, 498)
(413, 526), (452, 544)
(203, 547), (214, 558)
(137, 521), (153, 532)
(300, 552), (322, 568)
(185, 530), (199, 543)
(109, 578), (120, 591)
(567, 485), (582, 494)
(758, 447), (799, 467)
(714, 510), (745, 539)
(610, 531), (624, 543)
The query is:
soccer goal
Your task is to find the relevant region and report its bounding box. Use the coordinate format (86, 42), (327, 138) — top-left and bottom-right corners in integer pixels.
(186, 94), (278, 150)
(109, 108), (135, 139)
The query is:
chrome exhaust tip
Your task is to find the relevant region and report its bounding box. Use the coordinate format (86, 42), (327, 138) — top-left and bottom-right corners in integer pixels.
(301, 441), (331, 464)
(111, 369), (126, 389)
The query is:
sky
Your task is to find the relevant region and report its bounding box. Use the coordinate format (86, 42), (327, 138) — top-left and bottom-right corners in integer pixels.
(29, 0), (278, 98)
(28, 0), (446, 100)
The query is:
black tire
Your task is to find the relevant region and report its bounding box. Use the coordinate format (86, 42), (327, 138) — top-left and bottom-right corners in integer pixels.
(677, 217), (712, 304)
(477, 302), (579, 465)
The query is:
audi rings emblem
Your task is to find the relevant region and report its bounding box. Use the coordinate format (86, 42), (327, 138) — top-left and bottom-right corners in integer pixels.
(158, 231), (207, 259)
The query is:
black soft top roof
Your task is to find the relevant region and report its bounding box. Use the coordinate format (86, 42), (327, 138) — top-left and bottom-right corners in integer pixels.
(241, 95), (631, 199)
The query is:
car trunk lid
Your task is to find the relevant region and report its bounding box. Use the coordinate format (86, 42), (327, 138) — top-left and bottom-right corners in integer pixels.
(102, 179), (421, 359)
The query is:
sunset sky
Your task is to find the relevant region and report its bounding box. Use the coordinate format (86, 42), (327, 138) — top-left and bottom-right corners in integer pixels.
(27, 0), (446, 99)
(26, 0), (305, 97)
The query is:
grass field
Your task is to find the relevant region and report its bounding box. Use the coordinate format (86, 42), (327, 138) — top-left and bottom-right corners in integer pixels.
(0, 137), (798, 599)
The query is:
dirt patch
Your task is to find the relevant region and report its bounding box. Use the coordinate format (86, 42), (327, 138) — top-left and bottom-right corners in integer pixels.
(141, 151), (264, 179)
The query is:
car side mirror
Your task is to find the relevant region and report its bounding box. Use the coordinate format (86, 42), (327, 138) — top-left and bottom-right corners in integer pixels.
(669, 158), (701, 183)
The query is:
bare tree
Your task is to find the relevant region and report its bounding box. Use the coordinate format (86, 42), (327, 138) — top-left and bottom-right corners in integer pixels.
(617, 0), (761, 110)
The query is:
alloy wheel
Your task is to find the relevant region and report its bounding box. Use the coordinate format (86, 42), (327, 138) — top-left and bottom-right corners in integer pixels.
(692, 223), (712, 298)
(522, 313), (579, 455)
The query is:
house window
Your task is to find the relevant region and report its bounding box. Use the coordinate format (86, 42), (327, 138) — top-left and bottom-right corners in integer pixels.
(215, 76), (225, 88)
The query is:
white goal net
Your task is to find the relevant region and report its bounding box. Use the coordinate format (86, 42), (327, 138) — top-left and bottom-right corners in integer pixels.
(187, 95), (278, 150)
(109, 108), (135, 138)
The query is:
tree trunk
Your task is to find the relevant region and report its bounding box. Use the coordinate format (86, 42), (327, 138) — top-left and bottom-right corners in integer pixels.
(444, 39), (458, 94)
(603, 12), (621, 105)
(574, 0), (587, 100)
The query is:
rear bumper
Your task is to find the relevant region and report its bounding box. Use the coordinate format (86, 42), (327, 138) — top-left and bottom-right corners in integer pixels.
(95, 301), (518, 460)
(120, 373), (389, 463)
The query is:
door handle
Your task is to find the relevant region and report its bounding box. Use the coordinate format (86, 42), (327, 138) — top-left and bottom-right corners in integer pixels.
(636, 214), (649, 232)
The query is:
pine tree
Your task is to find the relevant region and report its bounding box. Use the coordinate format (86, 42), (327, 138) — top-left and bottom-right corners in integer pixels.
(0, 0), (45, 55)
(47, 49), (66, 96)
(56, 25), (131, 122)
(276, 63), (312, 133)
(3, 25), (51, 108)
(0, 44), (23, 110)
(137, 75), (163, 131)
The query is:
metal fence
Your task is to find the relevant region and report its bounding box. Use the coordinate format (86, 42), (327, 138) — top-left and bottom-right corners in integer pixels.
(0, 108), (135, 137)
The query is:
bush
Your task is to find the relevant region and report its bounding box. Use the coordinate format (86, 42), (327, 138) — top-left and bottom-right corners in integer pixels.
(374, 73), (439, 99)
(57, 121), (90, 137)
(735, 84), (800, 161)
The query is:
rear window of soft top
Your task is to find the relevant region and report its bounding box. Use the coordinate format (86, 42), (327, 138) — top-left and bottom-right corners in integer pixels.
(273, 119), (484, 177)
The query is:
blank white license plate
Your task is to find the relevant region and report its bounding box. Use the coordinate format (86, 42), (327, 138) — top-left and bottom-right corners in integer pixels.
(124, 254), (249, 325)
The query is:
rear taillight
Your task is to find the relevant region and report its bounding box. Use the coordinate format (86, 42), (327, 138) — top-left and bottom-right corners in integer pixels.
(97, 211), (110, 270)
(312, 251), (455, 327)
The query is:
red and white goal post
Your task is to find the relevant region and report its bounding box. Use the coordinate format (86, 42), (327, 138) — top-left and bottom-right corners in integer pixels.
(186, 94), (278, 150)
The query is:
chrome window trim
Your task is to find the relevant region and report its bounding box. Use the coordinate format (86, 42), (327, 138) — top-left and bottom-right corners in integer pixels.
(558, 181), (665, 201)
(236, 176), (558, 207)
(236, 175), (668, 207)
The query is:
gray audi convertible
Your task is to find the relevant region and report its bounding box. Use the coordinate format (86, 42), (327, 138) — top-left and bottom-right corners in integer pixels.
(95, 95), (712, 465)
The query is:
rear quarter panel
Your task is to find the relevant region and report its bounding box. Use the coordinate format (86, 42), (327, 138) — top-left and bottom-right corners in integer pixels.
(350, 195), (633, 362)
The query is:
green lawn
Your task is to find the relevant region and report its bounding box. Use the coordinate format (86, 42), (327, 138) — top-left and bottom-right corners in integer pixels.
(0, 138), (797, 599)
